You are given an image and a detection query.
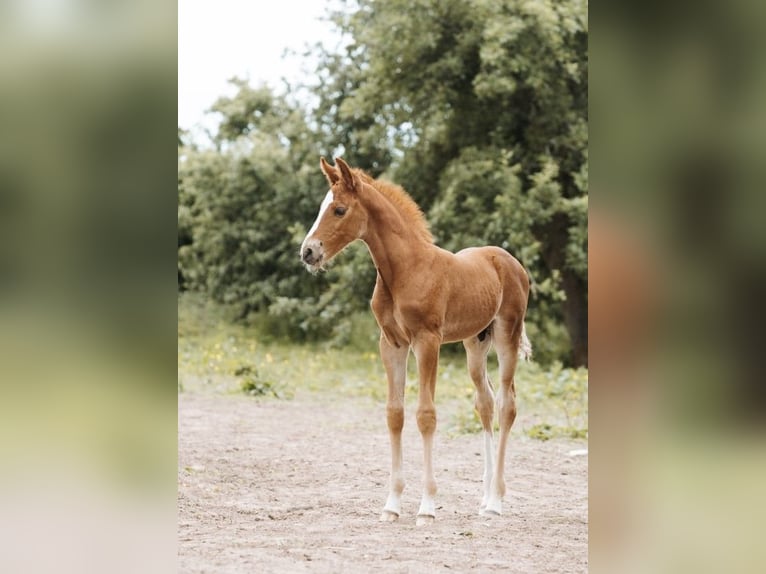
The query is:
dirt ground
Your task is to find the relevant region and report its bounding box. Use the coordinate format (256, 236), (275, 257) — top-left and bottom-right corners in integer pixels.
(178, 392), (587, 573)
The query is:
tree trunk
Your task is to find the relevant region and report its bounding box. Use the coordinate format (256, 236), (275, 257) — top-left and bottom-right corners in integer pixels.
(561, 268), (588, 367)
(535, 213), (588, 368)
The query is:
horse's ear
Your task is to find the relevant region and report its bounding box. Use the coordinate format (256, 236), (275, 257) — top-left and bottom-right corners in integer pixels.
(320, 156), (339, 185)
(334, 157), (358, 193)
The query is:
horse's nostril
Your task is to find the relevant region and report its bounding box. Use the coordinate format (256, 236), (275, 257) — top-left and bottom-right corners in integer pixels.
(303, 247), (313, 262)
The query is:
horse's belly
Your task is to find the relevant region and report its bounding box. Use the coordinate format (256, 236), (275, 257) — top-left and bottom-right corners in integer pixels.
(441, 298), (499, 343)
(442, 314), (495, 343)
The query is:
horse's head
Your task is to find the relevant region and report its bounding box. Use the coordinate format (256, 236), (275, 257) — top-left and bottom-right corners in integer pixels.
(300, 157), (367, 272)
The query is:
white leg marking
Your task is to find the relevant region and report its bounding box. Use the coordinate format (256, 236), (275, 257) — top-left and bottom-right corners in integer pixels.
(381, 491), (402, 521)
(416, 493), (436, 526)
(484, 490), (503, 516)
(481, 430), (495, 509)
(380, 447), (404, 521)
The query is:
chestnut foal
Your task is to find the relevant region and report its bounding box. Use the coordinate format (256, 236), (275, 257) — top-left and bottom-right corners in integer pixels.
(300, 157), (531, 524)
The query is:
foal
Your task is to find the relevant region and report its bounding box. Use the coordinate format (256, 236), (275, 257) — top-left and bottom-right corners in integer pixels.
(300, 157), (531, 524)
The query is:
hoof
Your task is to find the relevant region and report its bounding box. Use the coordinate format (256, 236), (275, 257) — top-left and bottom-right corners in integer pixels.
(482, 498), (502, 516)
(416, 514), (435, 526)
(379, 510), (400, 522)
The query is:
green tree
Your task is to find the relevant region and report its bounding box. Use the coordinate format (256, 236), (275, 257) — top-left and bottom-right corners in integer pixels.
(178, 80), (376, 341)
(314, 0), (588, 365)
(178, 83), (324, 319)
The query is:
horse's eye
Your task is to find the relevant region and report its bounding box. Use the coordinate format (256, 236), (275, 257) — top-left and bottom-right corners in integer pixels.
(334, 206), (347, 217)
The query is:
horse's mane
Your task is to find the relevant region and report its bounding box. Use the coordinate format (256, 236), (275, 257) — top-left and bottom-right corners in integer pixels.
(355, 169), (434, 244)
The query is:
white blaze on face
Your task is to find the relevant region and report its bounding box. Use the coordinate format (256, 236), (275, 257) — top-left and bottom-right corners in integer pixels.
(304, 190), (334, 245)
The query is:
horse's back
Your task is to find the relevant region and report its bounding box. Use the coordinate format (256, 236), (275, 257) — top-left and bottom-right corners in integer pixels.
(455, 246), (527, 285)
(454, 246), (530, 313)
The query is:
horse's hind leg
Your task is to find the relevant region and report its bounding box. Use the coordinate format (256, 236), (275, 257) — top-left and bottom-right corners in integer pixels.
(379, 334), (409, 521)
(463, 331), (496, 512)
(484, 317), (522, 516)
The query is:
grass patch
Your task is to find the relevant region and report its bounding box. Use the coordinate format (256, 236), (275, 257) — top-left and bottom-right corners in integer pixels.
(234, 364), (292, 399)
(441, 358), (588, 440)
(450, 409), (485, 436)
(525, 423), (588, 441)
(178, 293), (587, 440)
(178, 292), (384, 398)
(445, 361), (588, 440)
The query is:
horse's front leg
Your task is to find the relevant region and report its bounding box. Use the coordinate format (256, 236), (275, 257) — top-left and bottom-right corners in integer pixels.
(379, 334), (408, 521)
(412, 332), (441, 526)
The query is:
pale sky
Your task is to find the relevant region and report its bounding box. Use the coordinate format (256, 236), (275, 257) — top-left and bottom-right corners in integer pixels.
(178, 0), (343, 137)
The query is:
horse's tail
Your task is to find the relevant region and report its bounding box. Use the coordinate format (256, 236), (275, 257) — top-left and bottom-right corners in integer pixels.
(518, 321), (532, 361)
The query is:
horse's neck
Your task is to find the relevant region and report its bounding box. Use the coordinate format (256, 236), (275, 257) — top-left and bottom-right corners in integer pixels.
(360, 190), (430, 288)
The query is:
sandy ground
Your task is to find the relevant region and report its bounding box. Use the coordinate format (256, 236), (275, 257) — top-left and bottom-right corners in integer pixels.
(178, 392), (587, 573)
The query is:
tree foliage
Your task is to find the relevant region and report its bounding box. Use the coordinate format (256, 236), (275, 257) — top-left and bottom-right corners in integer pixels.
(178, 83), (375, 342)
(316, 0), (588, 364)
(178, 0), (588, 366)
(179, 86), (327, 321)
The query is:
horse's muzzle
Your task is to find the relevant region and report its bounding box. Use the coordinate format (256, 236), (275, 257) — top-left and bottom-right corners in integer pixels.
(301, 238), (323, 268)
